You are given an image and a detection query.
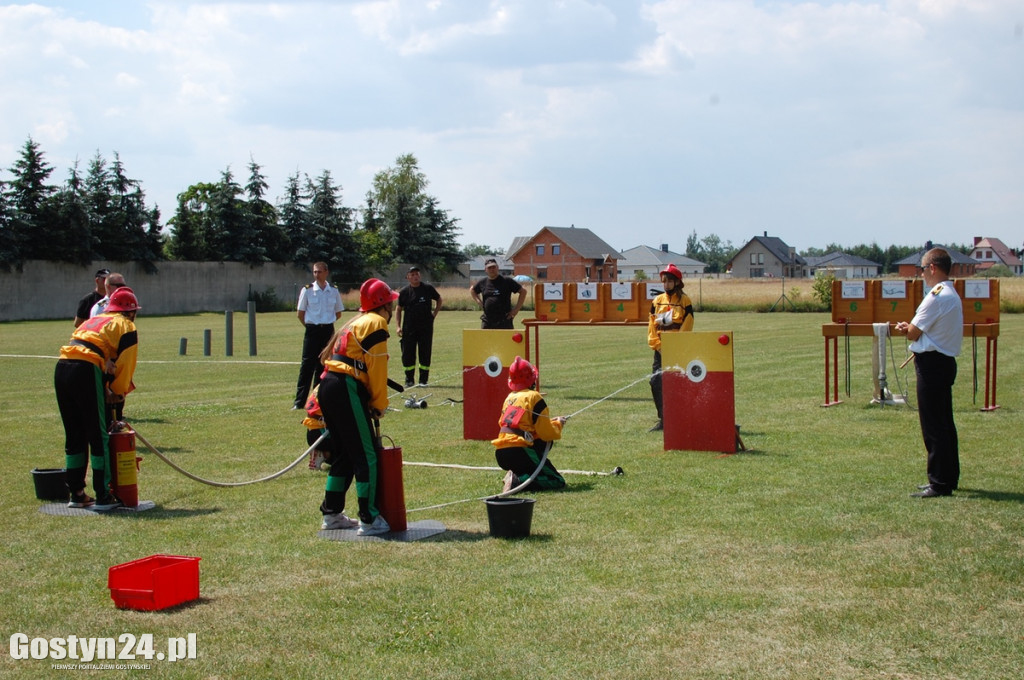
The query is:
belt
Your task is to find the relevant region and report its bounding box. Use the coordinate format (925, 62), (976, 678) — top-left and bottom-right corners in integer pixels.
(70, 338), (104, 357)
(306, 323), (335, 328)
(500, 426), (534, 443)
(332, 354), (367, 372)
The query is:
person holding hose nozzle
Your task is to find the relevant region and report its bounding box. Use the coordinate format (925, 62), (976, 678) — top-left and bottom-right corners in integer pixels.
(317, 278), (399, 536)
(647, 264), (695, 432)
(54, 287), (141, 509)
(492, 356), (567, 492)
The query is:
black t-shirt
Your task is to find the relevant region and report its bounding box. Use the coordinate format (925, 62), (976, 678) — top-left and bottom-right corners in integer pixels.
(76, 291), (103, 319)
(472, 275), (522, 323)
(398, 283), (440, 330)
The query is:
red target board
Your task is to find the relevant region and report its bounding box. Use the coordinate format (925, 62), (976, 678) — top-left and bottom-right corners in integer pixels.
(462, 330), (526, 440)
(661, 331), (736, 453)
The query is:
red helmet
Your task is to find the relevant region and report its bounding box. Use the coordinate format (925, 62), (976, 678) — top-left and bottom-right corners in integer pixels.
(659, 264), (683, 281)
(358, 278), (398, 312)
(507, 356), (538, 391)
(105, 287), (141, 313)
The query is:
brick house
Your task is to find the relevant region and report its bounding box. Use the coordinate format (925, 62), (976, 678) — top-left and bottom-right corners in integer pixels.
(894, 243), (977, 277)
(507, 226), (621, 282)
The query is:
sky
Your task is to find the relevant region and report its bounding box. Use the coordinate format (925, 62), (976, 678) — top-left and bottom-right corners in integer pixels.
(1, 1), (1022, 255)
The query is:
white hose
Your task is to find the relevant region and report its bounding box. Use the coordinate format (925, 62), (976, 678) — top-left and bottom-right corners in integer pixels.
(135, 428), (326, 487)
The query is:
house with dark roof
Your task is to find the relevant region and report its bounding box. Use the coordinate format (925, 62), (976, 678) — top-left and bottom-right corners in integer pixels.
(969, 236), (1022, 275)
(727, 232), (807, 278)
(894, 243), (977, 278)
(618, 244), (706, 281)
(804, 251), (882, 279)
(506, 225), (621, 282)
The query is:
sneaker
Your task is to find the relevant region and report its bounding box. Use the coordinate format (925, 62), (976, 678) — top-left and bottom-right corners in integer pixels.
(502, 470), (517, 493)
(648, 419), (663, 432)
(321, 512), (359, 530)
(94, 495), (122, 511)
(404, 380), (414, 389)
(357, 515), (390, 536)
(68, 492), (95, 508)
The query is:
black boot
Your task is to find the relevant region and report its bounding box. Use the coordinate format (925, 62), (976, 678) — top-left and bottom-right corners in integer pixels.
(418, 370), (429, 386)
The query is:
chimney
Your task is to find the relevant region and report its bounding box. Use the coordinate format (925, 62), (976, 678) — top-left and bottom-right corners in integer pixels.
(660, 243), (668, 253)
(763, 231), (768, 237)
(925, 240), (933, 251)
(974, 236), (982, 246)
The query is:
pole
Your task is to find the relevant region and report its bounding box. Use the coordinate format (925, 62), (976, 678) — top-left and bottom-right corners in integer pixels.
(225, 311), (234, 357)
(247, 301), (257, 356)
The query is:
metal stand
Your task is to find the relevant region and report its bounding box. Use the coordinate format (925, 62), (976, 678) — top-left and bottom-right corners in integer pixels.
(769, 276), (792, 312)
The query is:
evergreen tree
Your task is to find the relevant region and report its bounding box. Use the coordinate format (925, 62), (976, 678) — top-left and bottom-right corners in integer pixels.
(49, 161), (93, 265)
(5, 137), (56, 261)
(244, 158), (286, 263)
(278, 172), (309, 264)
(306, 170), (363, 286)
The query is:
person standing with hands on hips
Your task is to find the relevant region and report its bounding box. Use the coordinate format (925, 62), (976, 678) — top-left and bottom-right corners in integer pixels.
(317, 278), (398, 536)
(293, 262), (344, 410)
(471, 258), (526, 329)
(646, 264), (695, 432)
(894, 247), (963, 498)
(396, 266), (442, 388)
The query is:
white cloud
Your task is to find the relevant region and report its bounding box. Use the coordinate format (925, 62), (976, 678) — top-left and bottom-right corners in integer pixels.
(1, 0), (1021, 252)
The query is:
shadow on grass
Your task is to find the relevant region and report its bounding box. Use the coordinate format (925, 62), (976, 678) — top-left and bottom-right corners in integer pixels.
(425, 529), (554, 543)
(956, 488), (1024, 503)
(105, 507), (223, 519)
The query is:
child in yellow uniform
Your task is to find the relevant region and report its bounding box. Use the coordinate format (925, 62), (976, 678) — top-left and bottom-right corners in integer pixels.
(646, 264), (694, 431)
(492, 356), (567, 492)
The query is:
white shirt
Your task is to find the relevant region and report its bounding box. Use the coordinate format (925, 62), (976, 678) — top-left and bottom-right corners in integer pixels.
(909, 281), (963, 357)
(297, 282), (344, 325)
(89, 296), (110, 318)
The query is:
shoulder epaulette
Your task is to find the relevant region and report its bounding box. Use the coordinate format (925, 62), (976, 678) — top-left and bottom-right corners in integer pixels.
(930, 284), (944, 296)
(304, 283), (313, 289)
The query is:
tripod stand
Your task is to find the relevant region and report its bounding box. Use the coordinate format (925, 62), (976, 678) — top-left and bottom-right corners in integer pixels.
(769, 276), (793, 312)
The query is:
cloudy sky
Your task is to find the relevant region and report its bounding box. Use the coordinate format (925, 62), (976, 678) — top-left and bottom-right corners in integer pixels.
(1, 1), (1021, 255)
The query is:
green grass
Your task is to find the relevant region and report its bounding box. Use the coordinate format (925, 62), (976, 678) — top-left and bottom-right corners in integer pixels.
(1, 311), (1022, 679)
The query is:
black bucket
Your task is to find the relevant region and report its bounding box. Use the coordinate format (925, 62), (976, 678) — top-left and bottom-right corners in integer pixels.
(32, 468), (69, 501)
(484, 497), (535, 538)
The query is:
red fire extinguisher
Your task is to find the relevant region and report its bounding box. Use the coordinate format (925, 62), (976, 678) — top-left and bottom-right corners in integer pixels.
(108, 422), (140, 508)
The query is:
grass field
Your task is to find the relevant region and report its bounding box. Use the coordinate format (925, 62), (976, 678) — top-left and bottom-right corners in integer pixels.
(1, 309), (1022, 679)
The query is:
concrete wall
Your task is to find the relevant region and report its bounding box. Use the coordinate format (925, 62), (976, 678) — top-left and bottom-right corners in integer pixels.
(0, 260), (472, 322)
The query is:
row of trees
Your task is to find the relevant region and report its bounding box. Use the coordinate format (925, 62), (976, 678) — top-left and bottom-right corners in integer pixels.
(0, 139), (464, 286)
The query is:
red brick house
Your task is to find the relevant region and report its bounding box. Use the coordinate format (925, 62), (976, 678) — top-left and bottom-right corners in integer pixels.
(507, 226), (621, 282)
(894, 243), (977, 278)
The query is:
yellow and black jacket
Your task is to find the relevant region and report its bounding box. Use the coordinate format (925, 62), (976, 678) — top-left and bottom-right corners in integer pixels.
(492, 389), (563, 450)
(647, 290), (694, 352)
(323, 311), (391, 414)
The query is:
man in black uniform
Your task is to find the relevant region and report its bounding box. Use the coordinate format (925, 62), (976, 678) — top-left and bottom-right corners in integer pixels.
(73, 268), (109, 327)
(470, 258), (526, 329)
(396, 266), (442, 387)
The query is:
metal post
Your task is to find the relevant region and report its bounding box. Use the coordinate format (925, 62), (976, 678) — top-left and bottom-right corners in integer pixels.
(225, 311), (233, 357)
(203, 329), (211, 356)
(247, 301), (257, 356)
(178, 338), (188, 355)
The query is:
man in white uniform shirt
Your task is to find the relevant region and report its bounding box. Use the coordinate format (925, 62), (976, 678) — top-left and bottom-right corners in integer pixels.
(293, 262), (345, 409)
(895, 248), (963, 498)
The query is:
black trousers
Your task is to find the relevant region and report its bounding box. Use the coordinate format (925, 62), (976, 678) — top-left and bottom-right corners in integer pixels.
(317, 371), (379, 523)
(54, 359), (111, 497)
(295, 324), (334, 406)
(650, 350), (664, 419)
(400, 324), (433, 382)
(915, 351), (959, 492)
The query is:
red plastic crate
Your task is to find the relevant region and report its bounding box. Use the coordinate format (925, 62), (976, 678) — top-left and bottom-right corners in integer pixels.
(108, 555), (201, 611)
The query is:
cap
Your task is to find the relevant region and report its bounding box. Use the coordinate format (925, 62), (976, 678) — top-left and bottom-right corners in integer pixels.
(95, 268), (110, 278)
(408, 266), (420, 272)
